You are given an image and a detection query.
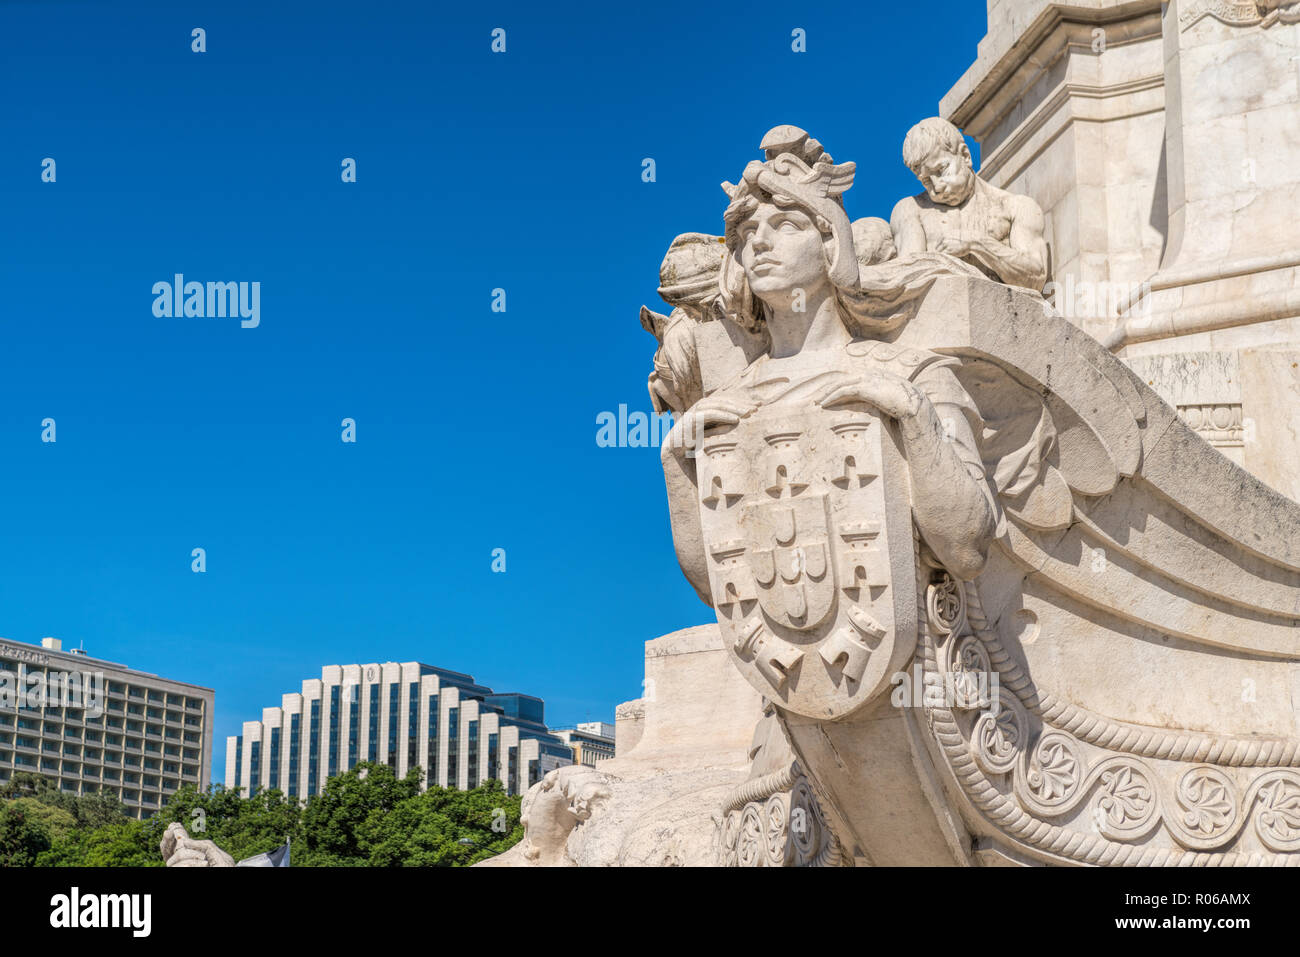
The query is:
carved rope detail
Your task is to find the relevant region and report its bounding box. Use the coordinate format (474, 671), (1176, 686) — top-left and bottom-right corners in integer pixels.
(921, 576), (1300, 864)
(716, 761), (847, 867)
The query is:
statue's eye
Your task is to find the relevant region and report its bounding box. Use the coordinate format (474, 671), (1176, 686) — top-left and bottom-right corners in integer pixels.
(778, 220), (800, 232)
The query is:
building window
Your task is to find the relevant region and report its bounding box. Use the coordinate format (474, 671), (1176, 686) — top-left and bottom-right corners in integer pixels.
(446, 708), (459, 787)
(288, 713), (301, 799)
(328, 687), (340, 777)
(407, 683), (418, 771)
(488, 733), (499, 784)
(426, 695), (439, 787)
(268, 728), (280, 793)
(467, 720), (479, 789)
(367, 684), (379, 763)
(387, 683), (399, 769)
(249, 741), (261, 797)
(234, 736), (242, 787)
(309, 700), (322, 794)
(346, 683), (360, 770)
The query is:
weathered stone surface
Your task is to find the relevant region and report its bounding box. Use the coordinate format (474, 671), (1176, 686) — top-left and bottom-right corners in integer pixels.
(941, 0), (1300, 503)
(478, 624), (764, 866)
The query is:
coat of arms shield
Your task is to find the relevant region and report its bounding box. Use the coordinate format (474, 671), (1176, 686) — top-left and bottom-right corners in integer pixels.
(696, 397), (919, 720)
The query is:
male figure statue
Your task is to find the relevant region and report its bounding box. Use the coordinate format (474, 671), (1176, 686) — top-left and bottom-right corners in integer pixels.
(890, 117), (1048, 292)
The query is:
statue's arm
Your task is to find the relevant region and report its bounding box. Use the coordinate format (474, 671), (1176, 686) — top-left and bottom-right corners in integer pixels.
(820, 366), (995, 580)
(661, 437), (712, 605)
(898, 391), (996, 580)
(890, 196), (928, 256)
(963, 194), (1048, 291)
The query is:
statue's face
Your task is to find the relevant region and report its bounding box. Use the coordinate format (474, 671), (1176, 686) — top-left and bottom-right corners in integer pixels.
(737, 202), (830, 302)
(916, 147), (975, 206)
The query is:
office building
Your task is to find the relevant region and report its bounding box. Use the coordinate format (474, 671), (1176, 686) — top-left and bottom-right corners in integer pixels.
(226, 661), (573, 799)
(551, 721), (616, 767)
(0, 637), (214, 819)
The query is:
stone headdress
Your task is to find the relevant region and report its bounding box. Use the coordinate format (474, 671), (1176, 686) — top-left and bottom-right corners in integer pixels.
(718, 126), (982, 337)
(722, 126), (860, 291)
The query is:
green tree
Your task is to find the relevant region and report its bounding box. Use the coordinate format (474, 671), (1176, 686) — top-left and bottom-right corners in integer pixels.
(38, 818), (160, 867)
(8, 797), (78, 846)
(4, 763), (524, 866)
(0, 803), (53, 866)
(297, 762), (422, 866)
(0, 771), (130, 829)
(144, 783), (300, 863)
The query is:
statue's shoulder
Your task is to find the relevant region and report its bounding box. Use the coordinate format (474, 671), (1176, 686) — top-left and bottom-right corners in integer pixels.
(890, 191), (930, 220)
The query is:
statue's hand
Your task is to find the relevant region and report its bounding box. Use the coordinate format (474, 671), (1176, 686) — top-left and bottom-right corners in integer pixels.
(161, 821), (235, 867)
(935, 235), (974, 257)
(666, 394), (758, 458)
(817, 371), (924, 422)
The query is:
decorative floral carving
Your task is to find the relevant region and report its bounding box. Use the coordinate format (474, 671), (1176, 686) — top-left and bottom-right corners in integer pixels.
(789, 779), (822, 865)
(973, 706), (1022, 775)
(952, 636), (994, 710)
(718, 810), (740, 868)
(926, 572), (967, 636)
(764, 793), (791, 866)
(1027, 732), (1080, 804)
(736, 804), (764, 867)
(1253, 772), (1300, 852)
(1095, 763), (1156, 838)
(718, 763), (846, 867)
(1178, 767), (1237, 837)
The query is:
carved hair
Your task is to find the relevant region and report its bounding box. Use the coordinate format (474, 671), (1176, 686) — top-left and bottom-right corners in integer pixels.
(719, 186), (833, 335)
(902, 117), (968, 173)
(520, 764), (611, 826)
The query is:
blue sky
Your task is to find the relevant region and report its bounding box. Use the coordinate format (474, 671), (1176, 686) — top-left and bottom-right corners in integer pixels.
(0, 0), (988, 785)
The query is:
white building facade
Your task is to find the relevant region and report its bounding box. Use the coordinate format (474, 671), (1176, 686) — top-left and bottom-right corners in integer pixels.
(0, 637), (214, 819)
(225, 662), (574, 799)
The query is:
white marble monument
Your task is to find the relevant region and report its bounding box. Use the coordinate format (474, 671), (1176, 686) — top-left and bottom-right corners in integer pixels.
(492, 0), (1300, 868)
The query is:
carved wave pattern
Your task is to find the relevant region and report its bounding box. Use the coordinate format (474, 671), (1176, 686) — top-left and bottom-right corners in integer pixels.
(921, 575), (1300, 863)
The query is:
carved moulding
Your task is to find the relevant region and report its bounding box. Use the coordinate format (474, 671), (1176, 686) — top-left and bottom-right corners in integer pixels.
(715, 761), (849, 867)
(1179, 0), (1300, 30)
(920, 575), (1300, 865)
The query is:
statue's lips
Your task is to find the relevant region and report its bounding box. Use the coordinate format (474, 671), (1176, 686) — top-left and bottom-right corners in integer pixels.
(751, 260), (781, 273)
